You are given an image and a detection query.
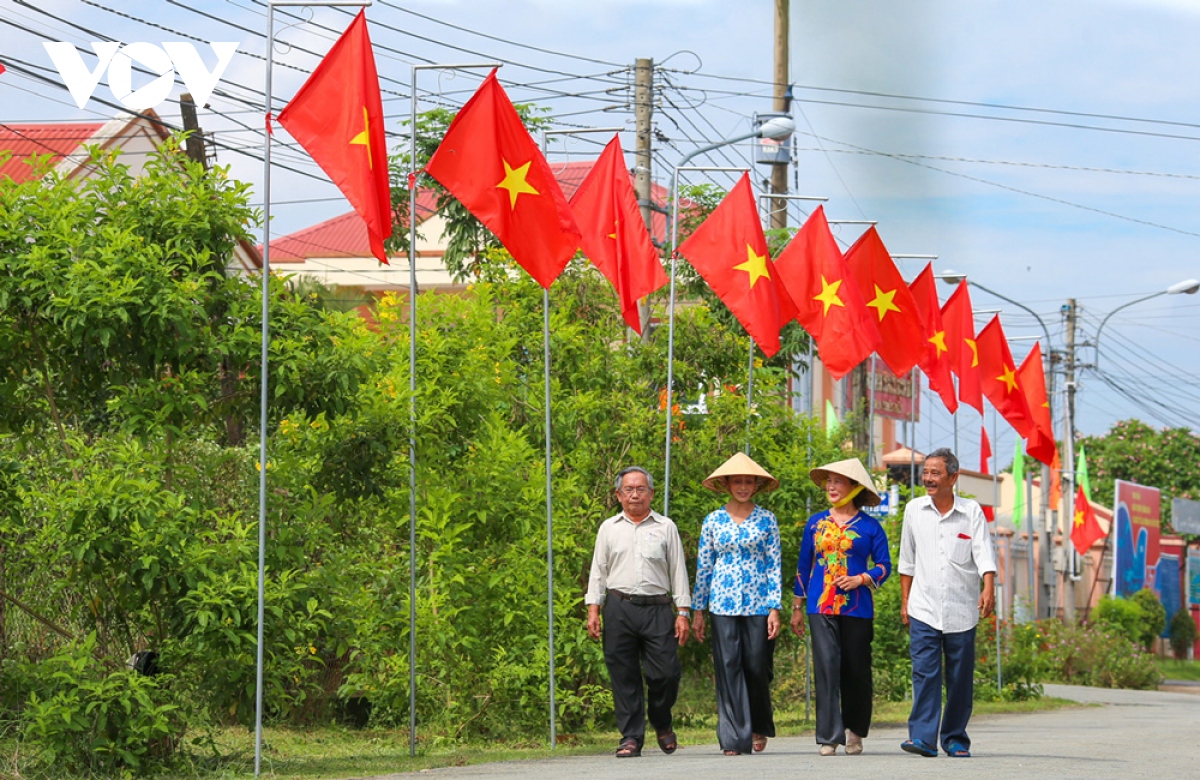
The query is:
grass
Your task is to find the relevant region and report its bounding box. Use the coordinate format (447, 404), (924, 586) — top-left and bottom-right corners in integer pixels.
(152, 693), (1076, 779)
(1158, 658), (1200, 682)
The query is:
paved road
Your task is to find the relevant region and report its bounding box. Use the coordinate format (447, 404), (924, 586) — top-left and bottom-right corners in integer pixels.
(359, 684), (1200, 780)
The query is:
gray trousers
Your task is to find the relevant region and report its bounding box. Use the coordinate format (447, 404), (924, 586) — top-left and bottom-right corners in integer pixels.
(602, 597), (681, 746)
(808, 613), (874, 745)
(710, 613), (776, 754)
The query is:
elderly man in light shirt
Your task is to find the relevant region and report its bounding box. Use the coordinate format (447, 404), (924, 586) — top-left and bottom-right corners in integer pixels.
(898, 448), (996, 759)
(586, 466), (691, 759)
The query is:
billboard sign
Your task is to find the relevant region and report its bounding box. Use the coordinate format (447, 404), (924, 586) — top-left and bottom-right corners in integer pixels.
(1112, 479), (1162, 598)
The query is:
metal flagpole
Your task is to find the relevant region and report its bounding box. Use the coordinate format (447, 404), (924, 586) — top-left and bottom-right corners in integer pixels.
(991, 406), (1002, 693)
(805, 338), (813, 721)
(867, 356), (876, 468)
(909, 369), (917, 488)
(540, 126), (620, 748)
(255, 6), (275, 774)
(257, 3), (373, 775)
(663, 164), (748, 515)
(745, 338), (755, 454)
(408, 60), (498, 758)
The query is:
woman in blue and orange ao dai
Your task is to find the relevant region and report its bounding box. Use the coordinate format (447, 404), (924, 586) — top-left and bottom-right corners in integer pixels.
(692, 452), (782, 757)
(790, 457), (891, 757)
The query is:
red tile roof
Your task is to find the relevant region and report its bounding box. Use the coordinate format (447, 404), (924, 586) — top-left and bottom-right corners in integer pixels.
(267, 159), (672, 261)
(0, 122), (105, 183)
(265, 189), (441, 262)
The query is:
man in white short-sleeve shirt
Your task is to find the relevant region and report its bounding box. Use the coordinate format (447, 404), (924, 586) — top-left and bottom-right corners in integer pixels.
(898, 448), (996, 759)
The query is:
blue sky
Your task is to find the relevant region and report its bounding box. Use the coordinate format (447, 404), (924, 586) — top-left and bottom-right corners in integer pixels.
(3, 0), (1199, 465)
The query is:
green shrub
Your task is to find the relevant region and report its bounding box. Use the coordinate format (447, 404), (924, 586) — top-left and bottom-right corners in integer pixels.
(1169, 609), (1197, 660)
(1022, 619), (1160, 689)
(1130, 588), (1167, 649)
(1091, 595), (1148, 647)
(20, 635), (187, 774)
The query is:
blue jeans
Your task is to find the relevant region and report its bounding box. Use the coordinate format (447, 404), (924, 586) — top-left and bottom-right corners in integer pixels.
(908, 617), (976, 753)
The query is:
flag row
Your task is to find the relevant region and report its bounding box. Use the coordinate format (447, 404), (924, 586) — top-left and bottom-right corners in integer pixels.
(277, 13), (1057, 469)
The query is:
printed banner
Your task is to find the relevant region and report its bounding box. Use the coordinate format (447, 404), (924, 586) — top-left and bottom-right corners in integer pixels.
(1156, 554), (1181, 637)
(1188, 549), (1200, 608)
(1112, 479), (1162, 598)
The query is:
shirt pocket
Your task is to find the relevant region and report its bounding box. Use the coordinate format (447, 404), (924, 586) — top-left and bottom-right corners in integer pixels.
(949, 527), (974, 566)
(641, 531), (668, 560)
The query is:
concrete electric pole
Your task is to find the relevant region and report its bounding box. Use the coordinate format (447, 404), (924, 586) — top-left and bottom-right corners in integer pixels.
(770, 0), (790, 231)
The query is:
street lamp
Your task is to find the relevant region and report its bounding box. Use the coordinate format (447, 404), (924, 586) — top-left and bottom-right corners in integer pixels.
(661, 116), (797, 516)
(1093, 278), (1199, 370)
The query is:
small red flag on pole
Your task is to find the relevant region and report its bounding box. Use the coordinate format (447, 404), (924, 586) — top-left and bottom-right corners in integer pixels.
(774, 206), (879, 378)
(571, 136), (666, 333)
(676, 173), (792, 357)
(425, 70), (581, 288)
(1071, 485), (1105, 554)
(277, 11), (392, 265)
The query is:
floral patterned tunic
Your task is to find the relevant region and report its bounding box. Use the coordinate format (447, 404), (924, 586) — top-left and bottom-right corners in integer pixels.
(692, 505), (782, 616)
(794, 509), (891, 617)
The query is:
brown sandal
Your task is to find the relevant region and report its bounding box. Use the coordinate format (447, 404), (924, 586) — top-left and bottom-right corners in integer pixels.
(656, 730), (678, 754)
(616, 737), (641, 758)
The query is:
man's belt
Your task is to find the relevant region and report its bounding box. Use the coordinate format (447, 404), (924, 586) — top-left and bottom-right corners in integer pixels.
(608, 589), (672, 606)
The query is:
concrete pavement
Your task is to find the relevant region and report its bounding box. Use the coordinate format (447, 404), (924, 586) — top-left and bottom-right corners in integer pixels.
(359, 684), (1200, 780)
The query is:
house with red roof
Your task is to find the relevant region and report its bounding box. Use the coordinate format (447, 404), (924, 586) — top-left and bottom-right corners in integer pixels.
(1, 111), (260, 272)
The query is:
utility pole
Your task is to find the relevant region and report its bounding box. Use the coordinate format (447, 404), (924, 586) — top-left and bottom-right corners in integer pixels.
(633, 58), (655, 334)
(1062, 298), (1079, 620)
(770, 0), (790, 230)
(179, 93), (208, 169)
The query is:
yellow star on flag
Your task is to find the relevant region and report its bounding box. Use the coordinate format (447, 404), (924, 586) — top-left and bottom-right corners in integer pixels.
(966, 338), (979, 367)
(813, 275), (844, 316)
(1073, 507), (1085, 529)
(998, 364), (1019, 392)
(496, 159), (540, 209)
(608, 219), (619, 241)
(734, 245), (770, 288)
(929, 330), (948, 355)
(867, 284), (901, 321)
(350, 106), (373, 168)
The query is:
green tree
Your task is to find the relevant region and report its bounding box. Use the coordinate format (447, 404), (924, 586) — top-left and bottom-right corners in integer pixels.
(1078, 420), (1200, 531)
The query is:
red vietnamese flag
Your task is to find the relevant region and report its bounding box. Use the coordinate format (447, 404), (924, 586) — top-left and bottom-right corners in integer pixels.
(1017, 343), (1056, 466)
(425, 69), (581, 288)
(975, 316), (1033, 436)
(1071, 485), (1106, 554)
(980, 426), (995, 521)
(941, 281), (983, 413)
(909, 264), (958, 414)
(775, 207), (879, 379)
(844, 227), (926, 377)
(570, 136), (666, 333)
(676, 173), (789, 357)
(277, 11), (392, 264)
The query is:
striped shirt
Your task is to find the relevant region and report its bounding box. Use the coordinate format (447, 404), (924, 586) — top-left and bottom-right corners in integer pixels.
(898, 495), (998, 633)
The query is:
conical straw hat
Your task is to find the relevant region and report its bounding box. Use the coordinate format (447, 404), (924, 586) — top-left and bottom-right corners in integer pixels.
(808, 457), (881, 506)
(702, 452), (780, 493)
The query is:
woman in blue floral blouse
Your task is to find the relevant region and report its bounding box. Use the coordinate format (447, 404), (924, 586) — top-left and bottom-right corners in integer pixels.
(790, 457), (891, 756)
(691, 452), (782, 756)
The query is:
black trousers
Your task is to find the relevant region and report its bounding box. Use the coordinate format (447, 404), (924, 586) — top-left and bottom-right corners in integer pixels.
(808, 614), (874, 745)
(602, 597), (681, 746)
(710, 613), (776, 754)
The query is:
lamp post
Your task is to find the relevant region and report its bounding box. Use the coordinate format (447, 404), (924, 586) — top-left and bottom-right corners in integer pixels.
(937, 271), (1056, 620)
(661, 116), (796, 516)
(1093, 278), (1199, 370)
